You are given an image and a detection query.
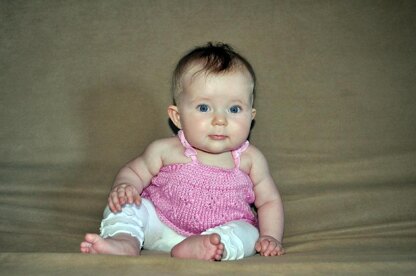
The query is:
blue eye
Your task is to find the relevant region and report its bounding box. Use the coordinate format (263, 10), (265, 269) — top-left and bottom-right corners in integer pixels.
(229, 105), (241, 113)
(197, 104), (209, 112)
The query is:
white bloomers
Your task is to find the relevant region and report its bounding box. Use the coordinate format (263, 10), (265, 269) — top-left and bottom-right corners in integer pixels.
(100, 198), (259, 260)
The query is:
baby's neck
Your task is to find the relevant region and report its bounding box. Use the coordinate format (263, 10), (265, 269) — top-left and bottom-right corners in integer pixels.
(194, 149), (235, 169)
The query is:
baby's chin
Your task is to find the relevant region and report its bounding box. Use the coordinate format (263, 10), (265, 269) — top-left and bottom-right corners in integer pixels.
(198, 145), (238, 155)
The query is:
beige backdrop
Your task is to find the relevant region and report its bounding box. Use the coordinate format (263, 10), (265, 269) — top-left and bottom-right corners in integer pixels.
(1, 0), (415, 274)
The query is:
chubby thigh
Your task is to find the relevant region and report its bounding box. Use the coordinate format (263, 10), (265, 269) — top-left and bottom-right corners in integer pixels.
(100, 198), (186, 252)
(141, 199), (187, 251)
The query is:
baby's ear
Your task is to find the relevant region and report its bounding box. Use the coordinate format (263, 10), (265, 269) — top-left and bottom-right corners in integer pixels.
(167, 105), (182, 129)
(251, 108), (256, 120)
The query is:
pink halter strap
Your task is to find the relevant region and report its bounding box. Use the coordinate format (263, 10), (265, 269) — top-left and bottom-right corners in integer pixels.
(232, 140), (249, 168)
(177, 130), (249, 168)
(178, 130), (198, 162)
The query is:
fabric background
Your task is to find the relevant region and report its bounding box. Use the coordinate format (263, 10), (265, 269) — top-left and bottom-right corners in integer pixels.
(1, 0), (415, 274)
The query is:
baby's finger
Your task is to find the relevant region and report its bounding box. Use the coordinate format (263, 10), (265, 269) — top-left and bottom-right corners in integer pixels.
(276, 246), (285, 256)
(264, 240), (278, 256)
(111, 191), (122, 211)
(255, 241), (261, 252)
(125, 185), (135, 204)
(133, 194), (142, 206)
(261, 240), (273, 256)
(262, 239), (277, 256)
(109, 200), (121, 213)
(117, 186), (127, 205)
(268, 246), (279, 257)
(124, 185), (141, 206)
(264, 239), (279, 256)
(255, 240), (267, 254)
(257, 239), (269, 255)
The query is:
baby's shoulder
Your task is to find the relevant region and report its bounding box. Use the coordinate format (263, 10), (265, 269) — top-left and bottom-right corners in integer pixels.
(243, 143), (264, 160)
(240, 144), (269, 171)
(146, 136), (181, 153)
(145, 135), (185, 163)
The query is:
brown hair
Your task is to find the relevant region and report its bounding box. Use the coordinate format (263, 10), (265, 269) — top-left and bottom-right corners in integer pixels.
(171, 42), (256, 105)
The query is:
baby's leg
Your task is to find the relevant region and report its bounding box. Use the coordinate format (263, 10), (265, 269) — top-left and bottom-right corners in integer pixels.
(171, 233), (224, 261)
(80, 203), (148, 256)
(80, 233), (140, 255)
(202, 221), (259, 260)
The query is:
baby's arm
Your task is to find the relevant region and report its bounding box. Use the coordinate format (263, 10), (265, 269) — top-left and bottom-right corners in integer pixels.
(249, 147), (285, 256)
(108, 140), (165, 212)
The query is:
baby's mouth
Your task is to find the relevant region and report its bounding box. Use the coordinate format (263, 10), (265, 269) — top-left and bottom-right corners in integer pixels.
(209, 135), (227, 140)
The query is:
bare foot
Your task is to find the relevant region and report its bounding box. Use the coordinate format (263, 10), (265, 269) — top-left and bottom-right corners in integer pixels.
(171, 233), (224, 261)
(80, 233), (140, 256)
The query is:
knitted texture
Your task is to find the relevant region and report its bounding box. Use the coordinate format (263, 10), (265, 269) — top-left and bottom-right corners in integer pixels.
(141, 131), (256, 236)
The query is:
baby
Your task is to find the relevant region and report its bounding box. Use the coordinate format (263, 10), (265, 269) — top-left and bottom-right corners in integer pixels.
(80, 42), (285, 261)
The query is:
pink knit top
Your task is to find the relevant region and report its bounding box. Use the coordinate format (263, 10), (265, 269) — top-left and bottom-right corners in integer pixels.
(141, 130), (257, 236)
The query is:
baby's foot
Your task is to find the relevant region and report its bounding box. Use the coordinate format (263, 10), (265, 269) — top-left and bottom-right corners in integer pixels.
(171, 233), (224, 261)
(80, 233), (140, 256)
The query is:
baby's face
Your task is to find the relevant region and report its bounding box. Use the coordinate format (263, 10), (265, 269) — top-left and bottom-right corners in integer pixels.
(176, 66), (256, 154)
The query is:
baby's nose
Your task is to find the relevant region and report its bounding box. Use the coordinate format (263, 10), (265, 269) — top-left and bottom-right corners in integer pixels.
(212, 113), (227, 126)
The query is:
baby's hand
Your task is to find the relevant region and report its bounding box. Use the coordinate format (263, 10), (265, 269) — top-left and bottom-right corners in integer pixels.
(108, 183), (141, 213)
(255, 235), (285, 257)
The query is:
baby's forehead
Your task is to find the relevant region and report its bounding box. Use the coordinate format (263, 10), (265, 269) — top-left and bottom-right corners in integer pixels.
(180, 64), (255, 103)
